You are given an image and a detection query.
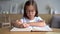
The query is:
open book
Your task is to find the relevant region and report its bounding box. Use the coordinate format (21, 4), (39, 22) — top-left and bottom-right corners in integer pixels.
(10, 25), (52, 32)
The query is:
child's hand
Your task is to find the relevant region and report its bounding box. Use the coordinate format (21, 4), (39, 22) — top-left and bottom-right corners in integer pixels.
(16, 20), (22, 24)
(23, 23), (30, 28)
(40, 20), (46, 27)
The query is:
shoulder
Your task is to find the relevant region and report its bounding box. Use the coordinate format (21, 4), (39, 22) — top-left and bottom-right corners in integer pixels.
(35, 16), (42, 19)
(20, 17), (27, 23)
(35, 16), (43, 20)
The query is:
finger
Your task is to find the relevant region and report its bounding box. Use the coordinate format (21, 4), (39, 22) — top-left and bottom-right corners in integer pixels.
(23, 24), (27, 28)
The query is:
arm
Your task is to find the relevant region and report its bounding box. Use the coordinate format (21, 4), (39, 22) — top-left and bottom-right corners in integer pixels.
(13, 20), (30, 28)
(27, 20), (46, 27)
(13, 20), (24, 28)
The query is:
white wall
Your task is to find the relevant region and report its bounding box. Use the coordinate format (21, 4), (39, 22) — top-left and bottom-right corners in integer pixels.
(0, 0), (27, 14)
(0, 0), (60, 14)
(35, 0), (60, 14)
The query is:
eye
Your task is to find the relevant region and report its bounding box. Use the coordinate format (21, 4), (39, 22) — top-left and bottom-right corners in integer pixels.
(32, 10), (35, 12)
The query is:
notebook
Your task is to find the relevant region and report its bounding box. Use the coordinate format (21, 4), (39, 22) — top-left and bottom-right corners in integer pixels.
(10, 25), (52, 31)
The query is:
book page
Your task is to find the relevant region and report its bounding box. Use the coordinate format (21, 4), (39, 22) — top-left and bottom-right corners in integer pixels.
(10, 25), (52, 31)
(10, 26), (32, 31)
(32, 25), (52, 31)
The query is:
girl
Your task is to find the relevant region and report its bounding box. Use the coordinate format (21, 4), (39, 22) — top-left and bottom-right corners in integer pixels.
(13, 0), (46, 28)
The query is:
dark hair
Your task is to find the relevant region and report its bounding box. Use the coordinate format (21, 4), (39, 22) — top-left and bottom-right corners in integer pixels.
(23, 0), (38, 18)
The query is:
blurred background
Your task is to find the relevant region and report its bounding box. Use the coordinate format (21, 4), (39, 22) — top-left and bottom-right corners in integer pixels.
(0, 0), (60, 28)
(0, 0), (60, 14)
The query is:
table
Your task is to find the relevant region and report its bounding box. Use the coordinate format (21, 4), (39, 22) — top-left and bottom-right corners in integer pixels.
(0, 28), (60, 34)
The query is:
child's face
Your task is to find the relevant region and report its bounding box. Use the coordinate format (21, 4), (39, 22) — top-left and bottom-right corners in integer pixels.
(26, 5), (36, 19)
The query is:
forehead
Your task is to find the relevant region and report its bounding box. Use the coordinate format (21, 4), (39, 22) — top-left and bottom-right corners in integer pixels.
(26, 5), (35, 10)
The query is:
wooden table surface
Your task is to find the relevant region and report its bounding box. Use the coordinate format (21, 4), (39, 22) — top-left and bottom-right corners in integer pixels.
(0, 28), (60, 34)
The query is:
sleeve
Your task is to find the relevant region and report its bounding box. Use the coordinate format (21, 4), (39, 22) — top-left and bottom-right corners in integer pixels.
(20, 17), (24, 23)
(37, 16), (43, 22)
(20, 17), (26, 23)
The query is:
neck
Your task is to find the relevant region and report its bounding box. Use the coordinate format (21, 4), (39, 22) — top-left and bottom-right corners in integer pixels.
(29, 17), (35, 20)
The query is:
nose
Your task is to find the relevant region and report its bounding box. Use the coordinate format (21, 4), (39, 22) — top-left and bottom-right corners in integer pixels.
(29, 11), (33, 14)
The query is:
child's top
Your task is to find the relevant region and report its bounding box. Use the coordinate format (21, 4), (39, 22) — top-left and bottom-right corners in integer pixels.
(20, 16), (43, 23)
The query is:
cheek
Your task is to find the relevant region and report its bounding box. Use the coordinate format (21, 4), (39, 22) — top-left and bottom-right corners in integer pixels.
(26, 13), (29, 16)
(32, 11), (36, 15)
